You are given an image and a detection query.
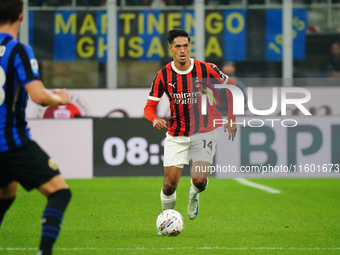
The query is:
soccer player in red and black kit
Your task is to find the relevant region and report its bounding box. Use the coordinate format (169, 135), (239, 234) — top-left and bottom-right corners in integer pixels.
(0, 1), (71, 254)
(144, 29), (237, 222)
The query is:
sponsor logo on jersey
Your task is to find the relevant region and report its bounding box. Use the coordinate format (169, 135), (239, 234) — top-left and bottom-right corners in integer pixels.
(48, 158), (58, 170)
(30, 59), (39, 74)
(195, 77), (222, 107)
(169, 91), (202, 105)
(168, 82), (176, 88)
(0, 46), (6, 57)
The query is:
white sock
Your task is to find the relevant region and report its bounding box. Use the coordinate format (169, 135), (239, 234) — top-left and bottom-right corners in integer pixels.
(190, 178), (209, 197)
(160, 188), (176, 210)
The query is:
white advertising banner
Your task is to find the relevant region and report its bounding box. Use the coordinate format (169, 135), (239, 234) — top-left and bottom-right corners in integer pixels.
(26, 89), (170, 119)
(215, 116), (340, 178)
(27, 119), (93, 179)
(25, 117), (340, 179)
(26, 87), (340, 120)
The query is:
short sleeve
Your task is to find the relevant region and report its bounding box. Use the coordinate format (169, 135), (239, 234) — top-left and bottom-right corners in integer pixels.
(208, 63), (228, 85)
(14, 44), (40, 87)
(148, 71), (165, 101)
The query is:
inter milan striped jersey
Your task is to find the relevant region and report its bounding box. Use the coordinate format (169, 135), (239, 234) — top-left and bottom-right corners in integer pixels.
(148, 58), (235, 136)
(0, 33), (40, 152)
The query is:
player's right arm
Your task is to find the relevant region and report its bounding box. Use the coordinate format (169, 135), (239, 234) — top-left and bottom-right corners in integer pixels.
(15, 44), (70, 107)
(25, 80), (70, 106)
(144, 71), (167, 130)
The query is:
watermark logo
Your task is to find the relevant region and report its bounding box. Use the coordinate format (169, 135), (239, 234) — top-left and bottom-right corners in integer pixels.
(200, 84), (312, 128)
(202, 85), (311, 116)
(195, 78), (222, 115)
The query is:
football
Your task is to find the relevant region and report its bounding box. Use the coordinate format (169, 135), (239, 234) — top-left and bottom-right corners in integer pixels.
(156, 209), (184, 236)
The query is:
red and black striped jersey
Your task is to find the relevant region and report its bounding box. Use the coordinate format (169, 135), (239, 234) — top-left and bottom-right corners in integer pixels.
(147, 58), (236, 136)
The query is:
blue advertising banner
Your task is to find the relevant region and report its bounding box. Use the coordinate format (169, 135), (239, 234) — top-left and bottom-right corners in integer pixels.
(224, 9), (246, 61)
(266, 9), (308, 61)
(28, 9), (307, 62)
(96, 10), (108, 62)
(54, 10), (76, 61)
(139, 10), (162, 61)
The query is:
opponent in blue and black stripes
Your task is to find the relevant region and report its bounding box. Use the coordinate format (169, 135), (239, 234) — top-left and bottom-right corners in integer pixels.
(0, 1), (72, 254)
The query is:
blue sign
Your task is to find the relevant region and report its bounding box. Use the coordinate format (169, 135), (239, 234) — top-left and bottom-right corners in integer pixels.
(96, 11), (107, 63)
(54, 10), (76, 61)
(266, 9), (308, 61)
(224, 9), (246, 61)
(139, 10), (162, 61)
(28, 9), (307, 62)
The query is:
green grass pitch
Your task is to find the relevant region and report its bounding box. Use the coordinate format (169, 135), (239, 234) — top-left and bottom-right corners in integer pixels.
(0, 177), (339, 255)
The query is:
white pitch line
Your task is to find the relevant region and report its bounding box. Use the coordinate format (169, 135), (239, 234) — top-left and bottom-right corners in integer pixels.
(1, 247), (339, 251)
(234, 178), (281, 194)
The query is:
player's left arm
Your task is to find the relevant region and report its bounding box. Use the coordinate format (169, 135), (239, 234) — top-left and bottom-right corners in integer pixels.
(223, 77), (237, 141)
(209, 64), (237, 141)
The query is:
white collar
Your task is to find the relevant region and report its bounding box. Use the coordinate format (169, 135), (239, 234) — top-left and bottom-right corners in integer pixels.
(171, 58), (194, 75)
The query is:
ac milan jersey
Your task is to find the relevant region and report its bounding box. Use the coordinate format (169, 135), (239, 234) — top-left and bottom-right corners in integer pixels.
(0, 33), (40, 152)
(148, 58), (235, 136)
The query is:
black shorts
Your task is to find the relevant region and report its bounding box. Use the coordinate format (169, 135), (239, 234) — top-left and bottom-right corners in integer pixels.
(0, 141), (60, 191)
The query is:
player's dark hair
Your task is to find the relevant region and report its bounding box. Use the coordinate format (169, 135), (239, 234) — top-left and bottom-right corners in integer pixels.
(167, 30), (191, 45)
(0, 0), (23, 25)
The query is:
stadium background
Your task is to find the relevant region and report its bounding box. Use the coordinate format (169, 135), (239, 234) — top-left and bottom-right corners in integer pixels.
(21, 0), (340, 179)
(1, 1), (339, 254)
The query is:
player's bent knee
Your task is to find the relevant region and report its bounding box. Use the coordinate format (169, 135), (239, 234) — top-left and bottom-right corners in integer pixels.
(163, 184), (177, 195)
(164, 176), (179, 192)
(38, 175), (69, 197)
(192, 178), (207, 191)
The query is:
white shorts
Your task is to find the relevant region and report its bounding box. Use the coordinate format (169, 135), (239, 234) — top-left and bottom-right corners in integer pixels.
(163, 129), (219, 168)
